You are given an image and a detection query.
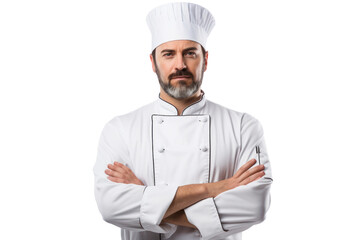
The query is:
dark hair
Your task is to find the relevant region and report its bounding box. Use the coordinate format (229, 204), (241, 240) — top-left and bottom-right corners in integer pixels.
(151, 45), (206, 65)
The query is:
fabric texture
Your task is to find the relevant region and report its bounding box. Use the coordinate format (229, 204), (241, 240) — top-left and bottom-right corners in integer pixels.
(146, 2), (215, 51)
(93, 91), (272, 239)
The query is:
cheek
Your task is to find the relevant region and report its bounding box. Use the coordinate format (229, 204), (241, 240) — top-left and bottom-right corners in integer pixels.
(188, 59), (204, 75)
(158, 63), (172, 76)
(193, 61), (204, 76)
(156, 65), (169, 80)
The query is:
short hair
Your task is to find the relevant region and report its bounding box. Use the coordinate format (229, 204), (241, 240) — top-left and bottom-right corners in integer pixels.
(152, 45), (206, 65)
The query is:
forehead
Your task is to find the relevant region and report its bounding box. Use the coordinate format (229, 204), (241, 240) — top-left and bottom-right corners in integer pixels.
(156, 40), (201, 52)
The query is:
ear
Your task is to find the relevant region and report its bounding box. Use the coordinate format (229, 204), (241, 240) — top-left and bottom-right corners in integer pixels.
(204, 51), (209, 72)
(150, 54), (156, 73)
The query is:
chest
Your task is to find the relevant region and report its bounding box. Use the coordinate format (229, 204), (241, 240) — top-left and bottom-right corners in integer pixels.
(127, 114), (240, 186)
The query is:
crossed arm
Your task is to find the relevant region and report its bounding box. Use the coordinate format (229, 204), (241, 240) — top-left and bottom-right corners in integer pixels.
(105, 159), (265, 229)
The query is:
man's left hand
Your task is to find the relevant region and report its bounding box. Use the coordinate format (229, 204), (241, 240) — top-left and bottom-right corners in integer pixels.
(105, 162), (144, 185)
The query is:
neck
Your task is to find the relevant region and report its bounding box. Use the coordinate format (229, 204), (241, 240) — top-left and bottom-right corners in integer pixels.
(159, 89), (203, 115)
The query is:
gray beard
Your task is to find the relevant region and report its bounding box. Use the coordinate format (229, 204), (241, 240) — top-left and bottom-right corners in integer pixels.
(158, 78), (201, 99)
(155, 64), (204, 100)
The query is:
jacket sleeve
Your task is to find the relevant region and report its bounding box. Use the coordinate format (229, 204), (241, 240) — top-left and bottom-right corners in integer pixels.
(93, 117), (178, 236)
(184, 113), (273, 240)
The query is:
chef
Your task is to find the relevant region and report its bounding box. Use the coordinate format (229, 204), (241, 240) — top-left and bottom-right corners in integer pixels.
(93, 2), (272, 240)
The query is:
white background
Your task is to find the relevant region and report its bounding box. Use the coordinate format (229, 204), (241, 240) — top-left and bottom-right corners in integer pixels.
(1, 0), (359, 239)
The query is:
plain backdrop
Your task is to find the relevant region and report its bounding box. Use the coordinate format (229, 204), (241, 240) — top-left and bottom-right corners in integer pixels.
(0, 0), (359, 239)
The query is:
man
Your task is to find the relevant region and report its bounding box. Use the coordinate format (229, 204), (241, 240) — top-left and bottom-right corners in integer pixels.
(93, 2), (272, 240)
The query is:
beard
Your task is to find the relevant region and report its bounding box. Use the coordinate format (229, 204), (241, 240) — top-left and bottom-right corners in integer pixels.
(155, 63), (205, 100)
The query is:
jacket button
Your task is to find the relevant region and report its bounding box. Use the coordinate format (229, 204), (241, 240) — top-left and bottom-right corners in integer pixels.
(198, 117), (208, 123)
(200, 147), (208, 152)
(158, 148), (165, 153)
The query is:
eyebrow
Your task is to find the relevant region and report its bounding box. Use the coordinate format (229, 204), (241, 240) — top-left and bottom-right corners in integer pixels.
(183, 47), (199, 52)
(160, 47), (199, 54)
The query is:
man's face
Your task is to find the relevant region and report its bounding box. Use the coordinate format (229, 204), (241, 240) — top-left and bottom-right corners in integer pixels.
(150, 40), (208, 100)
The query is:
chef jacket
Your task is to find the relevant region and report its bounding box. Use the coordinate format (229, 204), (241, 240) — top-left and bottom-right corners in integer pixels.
(93, 91), (272, 240)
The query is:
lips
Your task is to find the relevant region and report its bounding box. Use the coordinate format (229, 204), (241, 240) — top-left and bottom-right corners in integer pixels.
(171, 76), (191, 80)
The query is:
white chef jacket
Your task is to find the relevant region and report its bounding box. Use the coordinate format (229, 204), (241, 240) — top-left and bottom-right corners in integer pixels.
(93, 91), (272, 240)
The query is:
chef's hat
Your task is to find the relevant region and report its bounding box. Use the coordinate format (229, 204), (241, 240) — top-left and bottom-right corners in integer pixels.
(146, 2), (215, 51)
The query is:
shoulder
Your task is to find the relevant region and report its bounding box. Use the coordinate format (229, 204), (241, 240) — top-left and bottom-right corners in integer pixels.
(205, 99), (253, 120)
(206, 99), (263, 130)
(206, 99), (242, 116)
(102, 101), (156, 133)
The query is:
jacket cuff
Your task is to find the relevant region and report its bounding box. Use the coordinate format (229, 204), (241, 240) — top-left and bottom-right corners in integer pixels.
(184, 198), (226, 239)
(140, 185), (178, 234)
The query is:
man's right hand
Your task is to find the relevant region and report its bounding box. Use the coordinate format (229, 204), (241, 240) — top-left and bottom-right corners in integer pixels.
(206, 159), (265, 198)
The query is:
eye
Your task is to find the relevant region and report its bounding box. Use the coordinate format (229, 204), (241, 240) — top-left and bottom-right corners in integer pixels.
(163, 52), (173, 57)
(185, 52), (196, 56)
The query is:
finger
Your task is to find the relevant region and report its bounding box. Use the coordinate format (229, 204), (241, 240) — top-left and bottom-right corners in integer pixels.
(114, 161), (123, 167)
(114, 161), (129, 170)
(237, 164), (265, 183)
(239, 171), (265, 186)
(233, 159), (257, 178)
(105, 169), (124, 178)
(108, 164), (126, 174)
(112, 162), (141, 184)
(114, 162), (137, 177)
(107, 176), (126, 183)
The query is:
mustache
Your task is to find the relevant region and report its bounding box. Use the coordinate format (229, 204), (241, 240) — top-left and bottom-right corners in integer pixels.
(168, 69), (194, 81)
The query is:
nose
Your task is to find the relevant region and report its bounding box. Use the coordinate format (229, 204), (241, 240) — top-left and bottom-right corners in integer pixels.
(174, 55), (187, 71)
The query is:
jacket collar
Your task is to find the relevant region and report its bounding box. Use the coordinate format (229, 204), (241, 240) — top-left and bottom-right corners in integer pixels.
(156, 90), (207, 115)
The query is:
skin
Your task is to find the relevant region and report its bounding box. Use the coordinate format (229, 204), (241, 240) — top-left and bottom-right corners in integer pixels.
(106, 159), (265, 229)
(105, 40), (266, 229)
(150, 40), (208, 115)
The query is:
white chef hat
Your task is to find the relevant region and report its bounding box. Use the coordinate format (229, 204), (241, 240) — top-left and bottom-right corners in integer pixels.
(146, 2), (215, 51)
